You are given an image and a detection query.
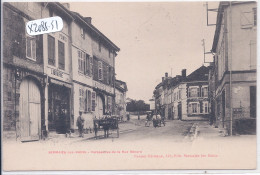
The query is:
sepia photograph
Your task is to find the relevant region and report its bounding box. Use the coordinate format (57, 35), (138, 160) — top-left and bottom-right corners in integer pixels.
(1, 0), (258, 173)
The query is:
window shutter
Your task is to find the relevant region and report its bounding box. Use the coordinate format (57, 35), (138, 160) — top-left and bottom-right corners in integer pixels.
(58, 41), (65, 70)
(36, 35), (43, 62)
(92, 92), (96, 111)
(188, 104), (191, 114)
(85, 90), (88, 112)
(88, 91), (91, 111)
(240, 11), (253, 28)
(90, 57), (93, 76)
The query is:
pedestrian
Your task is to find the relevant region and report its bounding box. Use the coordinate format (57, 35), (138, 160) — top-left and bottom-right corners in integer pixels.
(77, 112), (85, 137)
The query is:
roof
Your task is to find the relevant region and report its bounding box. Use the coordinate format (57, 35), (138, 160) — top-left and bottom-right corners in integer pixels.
(70, 11), (120, 52)
(115, 79), (128, 92)
(186, 66), (209, 82)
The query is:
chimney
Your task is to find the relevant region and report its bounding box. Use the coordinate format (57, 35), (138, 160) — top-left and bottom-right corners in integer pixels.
(61, 3), (70, 10)
(84, 17), (92, 24)
(182, 69), (186, 78)
(162, 77), (165, 82)
(165, 72), (168, 78)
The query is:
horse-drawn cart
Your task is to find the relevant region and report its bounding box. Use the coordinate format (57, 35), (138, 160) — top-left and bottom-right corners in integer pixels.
(93, 117), (119, 139)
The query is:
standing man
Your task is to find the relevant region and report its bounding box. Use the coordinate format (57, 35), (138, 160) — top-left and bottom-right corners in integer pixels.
(77, 112), (85, 137)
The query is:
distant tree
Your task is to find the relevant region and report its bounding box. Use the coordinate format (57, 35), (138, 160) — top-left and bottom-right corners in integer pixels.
(126, 99), (150, 112)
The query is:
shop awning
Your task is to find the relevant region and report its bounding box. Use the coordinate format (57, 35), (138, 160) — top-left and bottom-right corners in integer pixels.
(49, 78), (72, 89)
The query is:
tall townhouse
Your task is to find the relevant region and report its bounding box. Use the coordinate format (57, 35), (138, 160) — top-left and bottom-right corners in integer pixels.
(69, 11), (95, 132)
(3, 2), (48, 141)
(66, 7), (120, 131)
(91, 23), (120, 119)
(43, 3), (74, 135)
(211, 1), (257, 134)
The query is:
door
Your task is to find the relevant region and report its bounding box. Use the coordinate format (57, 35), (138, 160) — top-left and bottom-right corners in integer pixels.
(20, 78), (41, 141)
(96, 95), (104, 118)
(250, 86), (256, 118)
(178, 103), (182, 120)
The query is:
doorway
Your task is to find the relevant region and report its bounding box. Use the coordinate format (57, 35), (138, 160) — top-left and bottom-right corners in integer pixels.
(19, 78), (41, 141)
(178, 103), (182, 120)
(96, 95), (104, 118)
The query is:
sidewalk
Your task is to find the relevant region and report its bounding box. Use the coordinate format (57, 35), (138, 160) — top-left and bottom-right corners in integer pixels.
(191, 121), (257, 146)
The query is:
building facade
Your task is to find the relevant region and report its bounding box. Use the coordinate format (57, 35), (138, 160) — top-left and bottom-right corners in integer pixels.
(115, 80), (128, 121)
(210, 1), (257, 134)
(154, 66), (210, 121)
(2, 2), (121, 140)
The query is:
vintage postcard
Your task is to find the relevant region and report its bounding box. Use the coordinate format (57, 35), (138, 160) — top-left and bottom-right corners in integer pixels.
(1, 1), (258, 173)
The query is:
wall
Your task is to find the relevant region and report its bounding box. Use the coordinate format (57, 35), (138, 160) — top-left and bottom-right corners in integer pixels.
(73, 83), (95, 130)
(229, 3), (257, 71)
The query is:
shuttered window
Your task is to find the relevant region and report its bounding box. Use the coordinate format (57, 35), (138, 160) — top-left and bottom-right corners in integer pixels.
(88, 90), (92, 112)
(26, 35), (36, 61)
(78, 50), (85, 73)
(48, 35), (55, 66)
(253, 8), (257, 26)
(58, 41), (65, 70)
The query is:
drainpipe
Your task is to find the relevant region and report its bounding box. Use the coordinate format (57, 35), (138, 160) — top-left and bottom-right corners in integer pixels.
(229, 1), (233, 136)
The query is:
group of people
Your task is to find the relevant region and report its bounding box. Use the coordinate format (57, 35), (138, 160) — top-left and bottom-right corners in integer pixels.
(145, 111), (165, 127)
(76, 111), (113, 138)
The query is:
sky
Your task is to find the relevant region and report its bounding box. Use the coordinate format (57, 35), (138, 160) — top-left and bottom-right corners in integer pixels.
(70, 1), (219, 103)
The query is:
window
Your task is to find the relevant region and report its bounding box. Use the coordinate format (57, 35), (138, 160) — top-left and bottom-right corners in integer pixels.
(58, 41), (65, 70)
(188, 102), (200, 114)
(98, 61), (103, 80)
(26, 35), (36, 61)
(85, 54), (91, 75)
(178, 90), (181, 100)
(79, 88), (84, 111)
(253, 8), (257, 26)
(188, 87), (200, 97)
(48, 35), (55, 66)
(78, 50), (85, 73)
(80, 28), (85, 39)
(201, 86), (208, 97)
(203, 101), (209, 114)
(92, 92), (96, 111)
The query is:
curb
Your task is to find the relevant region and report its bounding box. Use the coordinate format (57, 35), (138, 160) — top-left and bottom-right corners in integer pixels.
(184, 123), (199, 141)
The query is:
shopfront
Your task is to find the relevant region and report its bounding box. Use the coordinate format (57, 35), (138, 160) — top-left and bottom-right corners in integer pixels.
(48, 80), (71, 134)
